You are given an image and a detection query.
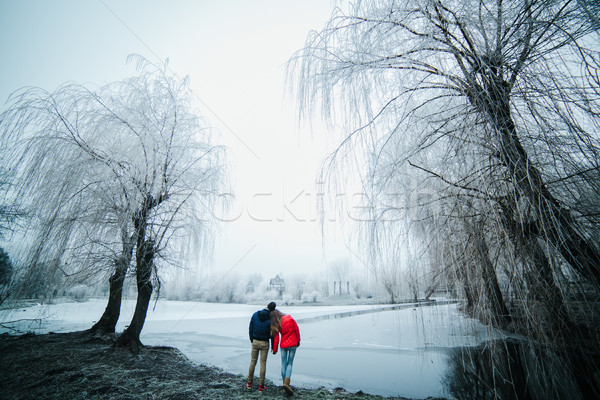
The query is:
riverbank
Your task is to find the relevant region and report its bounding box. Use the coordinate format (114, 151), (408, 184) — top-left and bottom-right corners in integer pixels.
(0, 331), (447, 400)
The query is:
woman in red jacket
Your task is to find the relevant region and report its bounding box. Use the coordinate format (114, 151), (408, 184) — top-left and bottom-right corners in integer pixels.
(270, 309), (300, 396)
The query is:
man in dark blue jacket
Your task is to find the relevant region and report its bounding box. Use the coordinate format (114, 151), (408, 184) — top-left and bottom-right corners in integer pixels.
(247, 302), (275, 392)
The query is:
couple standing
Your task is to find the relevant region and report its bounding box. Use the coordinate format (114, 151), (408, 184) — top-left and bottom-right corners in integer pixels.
(247, 301), (301, 395)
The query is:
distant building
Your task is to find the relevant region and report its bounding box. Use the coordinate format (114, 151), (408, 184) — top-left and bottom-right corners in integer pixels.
(268, 274), (285, 297)
(246, 281), (256, 294)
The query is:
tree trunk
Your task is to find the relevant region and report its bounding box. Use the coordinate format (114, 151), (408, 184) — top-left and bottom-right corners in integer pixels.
(461, 275), (475, 311)
(501, 124), (600, 287)
(116, 239), (154, 353)
(452, 251), (475, 310)
(90, 229), (135, 334)
(89, 259), (127, 334)
(468, 220), (511, 327)
(455, 206), (510, 325)
(475, 76), (600, 288)
(385, 282), (396, 304)
(526, 237), (570, 332)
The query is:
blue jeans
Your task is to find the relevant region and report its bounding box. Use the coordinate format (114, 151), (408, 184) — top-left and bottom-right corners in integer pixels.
(280, 346), (297, 381)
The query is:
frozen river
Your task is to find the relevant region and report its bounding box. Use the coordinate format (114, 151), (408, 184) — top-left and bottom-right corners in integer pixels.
(0, 299), (492, 399)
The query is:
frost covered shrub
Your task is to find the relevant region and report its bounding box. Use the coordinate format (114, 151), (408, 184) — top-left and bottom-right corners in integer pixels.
(166, 284), (203, 301)
(301, 290), (321, 303)
(280, 294), (294, 306)
(67, 284), (88, 301)
(245, 290), (271, 304)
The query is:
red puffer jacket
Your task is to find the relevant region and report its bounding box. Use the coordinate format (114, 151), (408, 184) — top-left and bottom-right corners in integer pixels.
(273, 314), (300, 353)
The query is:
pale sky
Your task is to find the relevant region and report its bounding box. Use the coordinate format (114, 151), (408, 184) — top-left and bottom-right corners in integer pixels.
(0, 0), (362, 280)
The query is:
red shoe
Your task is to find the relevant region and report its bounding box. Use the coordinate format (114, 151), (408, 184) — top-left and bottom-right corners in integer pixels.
(246, 381), (252, 390)
(258, 385), (266, 392)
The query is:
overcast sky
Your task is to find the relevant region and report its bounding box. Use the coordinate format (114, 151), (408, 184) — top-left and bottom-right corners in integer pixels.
(0, 0), (364, 280)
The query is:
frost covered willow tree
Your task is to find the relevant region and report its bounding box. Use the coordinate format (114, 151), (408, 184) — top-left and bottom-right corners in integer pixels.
(0, 56), (226, 349)
(294, 0), (600, 396)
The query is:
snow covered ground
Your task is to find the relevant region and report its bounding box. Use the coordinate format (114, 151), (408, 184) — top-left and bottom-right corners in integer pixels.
(0, 299), (492, 398)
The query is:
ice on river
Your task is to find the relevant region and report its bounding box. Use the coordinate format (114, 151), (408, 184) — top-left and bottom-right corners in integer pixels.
(0, 299), (492, 398)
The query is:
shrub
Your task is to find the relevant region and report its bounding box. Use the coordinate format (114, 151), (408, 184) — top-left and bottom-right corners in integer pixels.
(67, 284), (88, 301)
(0, 247), (13, 286)
(301, 291), (321, 303)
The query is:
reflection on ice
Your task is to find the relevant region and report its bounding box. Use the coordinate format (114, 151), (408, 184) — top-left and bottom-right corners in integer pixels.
(445, 339), (587, 400)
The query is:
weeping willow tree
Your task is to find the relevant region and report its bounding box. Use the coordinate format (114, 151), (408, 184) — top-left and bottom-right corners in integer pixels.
(0, 56), (227, 350)
(294, 0), (600, 397)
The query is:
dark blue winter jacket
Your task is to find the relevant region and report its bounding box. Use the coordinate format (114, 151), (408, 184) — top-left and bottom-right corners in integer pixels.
(249, 308), (271, 343)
